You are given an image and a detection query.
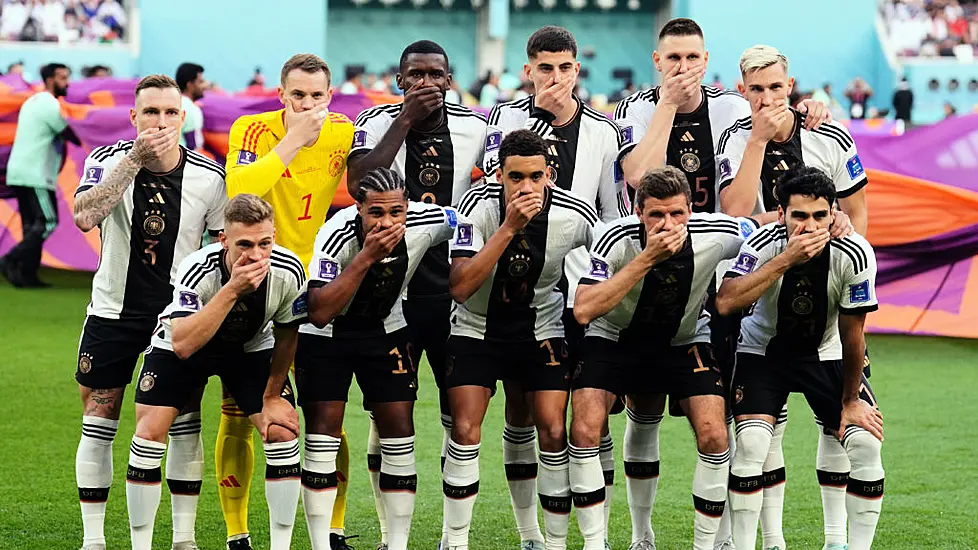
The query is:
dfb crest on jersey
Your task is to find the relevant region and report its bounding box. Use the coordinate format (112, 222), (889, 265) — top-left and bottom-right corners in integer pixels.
(78, 353), (94, 374)
(139, 371), (156, 392)
(791, 295), (814, 315)
(680, 149), (701, 173)
(508, 253), (531, 277)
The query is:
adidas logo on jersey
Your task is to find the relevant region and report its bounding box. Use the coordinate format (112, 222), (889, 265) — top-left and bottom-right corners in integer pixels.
(149, 192), (165, 204)
(936, 129), (978, 168)
(680, 131), (695, 142)
(773, 160), (790, 171)
(422, 146), (438, 157)
(232, 302), (249, 313)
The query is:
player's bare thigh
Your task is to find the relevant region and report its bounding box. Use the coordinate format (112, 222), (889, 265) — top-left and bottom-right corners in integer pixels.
(132, 387), (205, 443)
(681, 395), (729, 454)
(503, 378), (534, 427)
(79, 385), (126, 420)
(302, 401), (346, 437)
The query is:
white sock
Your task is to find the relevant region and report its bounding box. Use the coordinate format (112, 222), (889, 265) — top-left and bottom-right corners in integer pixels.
(729, 420), (773, 550)
(126, 436), (166, 550)
(302, 434), (341, 550)
(715, 416), (736, 545)
(367, 415), (388, 545)
(599, 433), (615, 538)
(441, 414), (452, 470)
(538, 447), (571, 550)
(624, 409), (661, 544)
(380, 436), (418, 550)
(761, 414), (787, 549)
(76, 416), (117, 547)
(693, 450), (730, 550)
(503, 423), (543, 543)
(843, 427), (884, 550)
(816, 420), (850, 547)
(443, 439), (480, 550)
(569, 445), (606, 550)
(264, 439), (301, 550)
(166, 413), (203, 545)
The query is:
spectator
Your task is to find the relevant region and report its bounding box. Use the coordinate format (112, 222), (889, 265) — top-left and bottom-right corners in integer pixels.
(0, 62), (73, 288)
(845, 77), (874, 119)
(7, 61), (24, 76)
(35, 0), (66, 41)
(0, 0), (30, 40)
(82, 64), (112, 78)
(610, 80), (636, 103)
(892, 77), (914, 128)
(339, 69), (363, 94)
(247, 67), (265, 87)
(812, 82), (846, 120)
(479, 71), (500, 107)
(944, 101), (958, 118)
(176, 62), (207, 151)
(372, 72), (393, 94)
(445, 79), (463, 105)
(710, 73), (724, 90)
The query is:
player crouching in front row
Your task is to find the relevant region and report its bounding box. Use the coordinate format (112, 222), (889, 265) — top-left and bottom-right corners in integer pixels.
(716, 166), (884, 550)
(126, 194), (307, 550)
(297, 167), (459, 550)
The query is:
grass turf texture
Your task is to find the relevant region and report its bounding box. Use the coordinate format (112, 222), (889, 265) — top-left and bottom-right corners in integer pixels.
(1, 269), (977, 549)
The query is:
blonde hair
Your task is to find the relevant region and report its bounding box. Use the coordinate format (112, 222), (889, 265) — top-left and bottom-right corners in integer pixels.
(225, 194), (274, 226)
(739, 45), (789, 76)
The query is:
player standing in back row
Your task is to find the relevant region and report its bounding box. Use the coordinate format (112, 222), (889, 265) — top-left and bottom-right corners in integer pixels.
(222, 53), (356, 550)
(484, 27), (626, 550)
(346, 41), (486, 547)
(71, 74), (228, 550)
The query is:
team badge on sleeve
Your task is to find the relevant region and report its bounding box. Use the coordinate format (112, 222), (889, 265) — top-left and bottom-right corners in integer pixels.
(731, 252), (758, 275)
(620, 126), (634, 145)
(849, 280), (871, 303)
(237, 150), (256, 165)
(353, 130), (367, 148)
(84, 166), (104, 184)
(292, 292), (308, 316)
(318, 259), (339, 282)
(846, 155), (865, 180)
(455, 223), (473, 246)
(178, 291), (200, 311)
(718, 157), (732, 182)
(445, 207), (458, 228)
(485, 131), (502, 152)
(739, 220), (756, 239)
(588, 258), (610, 280)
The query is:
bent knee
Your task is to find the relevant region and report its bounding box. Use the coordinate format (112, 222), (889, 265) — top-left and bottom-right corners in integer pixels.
(451, 418), (482, 446)
(696, 426), (729, 455)
(265, 424), (296, 444)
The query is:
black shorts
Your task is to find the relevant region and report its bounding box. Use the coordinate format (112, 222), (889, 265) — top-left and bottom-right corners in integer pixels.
(402, 295), (451, 389)
(76, 315), (158, 389)
(444, 335), (570, 392)
(563, 307), (585, 373)
(573, 337), (725, 401)
(732, 353), (878, 433)
(295, 329), (418, 406)
(134, 348), (294, 416)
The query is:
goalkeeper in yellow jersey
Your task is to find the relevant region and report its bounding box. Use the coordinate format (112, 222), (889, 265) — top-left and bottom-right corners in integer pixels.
(222, 53), (355, 550)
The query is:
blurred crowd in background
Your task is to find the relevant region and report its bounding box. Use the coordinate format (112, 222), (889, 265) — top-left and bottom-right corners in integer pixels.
(881, 0), (978, 58)
(0, 0), (126, 43)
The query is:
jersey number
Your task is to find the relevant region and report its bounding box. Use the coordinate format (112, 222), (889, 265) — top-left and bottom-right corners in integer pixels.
(693, 177), (710, 208)
(142, 239), (159, 266)
(539, 340), (562, 367)
(298, 193), (313, 221)
(689, 345), (709, 373)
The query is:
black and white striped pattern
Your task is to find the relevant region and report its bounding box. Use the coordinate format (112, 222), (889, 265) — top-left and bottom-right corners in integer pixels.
(502, 425), (536, 446)
(130, 439), (166, 461)
(186, 148), (226, 179)
(538, 448), (570, 467)
(91, 140), (134, 162)
(447, 441), (480, 462)
(599, 434), (614, 455)
(457, 184), (501, 217)
(698, 449), (731, 466)
(776, 405), (789, 426)
(168, 413), (202, 437)
(264, 440), (300, 466)
(745, 224), (788, 252)
(406, 206), (451, 230)
(82, 419), (118, 443)
(180, 250), (222, 289)
(811, 121), (855, 152)
(304, 435), (342, 455)
(716, 116), (752, 156)
(568, 445), (600, 460)
(626, 409), (664, 426)
(841, 425), (870, 447)
(735, 419), (775, 437)
(271, 249), (306, 290)
(831, 237), (870, 274)
(380, 439), (415, 457)
(321, 218), (358, 257)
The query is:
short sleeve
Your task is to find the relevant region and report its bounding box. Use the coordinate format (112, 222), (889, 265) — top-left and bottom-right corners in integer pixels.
(206, 175), (229, 234)
(351, 109), (393, 157)
(436, 206), (461, 244)
(483, 105), (505, 184)
(833, 130), (868, 199)
(838, 238), (879, 315)
(450, 209), (485, 259)
(166, 254), (210, 319)
(273, 274), (308, 327)
(578, 224), (625, 286)
(75, 147), (114, 196)
(724, 226), (777, 279)
(597, 128), (625, 223)
(613, 94), (653, 162)
(716, 128), (750, 193)
(307, 218), (353, 289)
(720, 216), (761, 258)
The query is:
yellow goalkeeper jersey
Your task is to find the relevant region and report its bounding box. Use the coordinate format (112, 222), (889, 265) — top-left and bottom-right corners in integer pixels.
(226, 108), (354, 269)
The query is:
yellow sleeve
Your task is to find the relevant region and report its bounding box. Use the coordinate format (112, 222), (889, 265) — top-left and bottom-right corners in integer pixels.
(225, 116), (287, 198)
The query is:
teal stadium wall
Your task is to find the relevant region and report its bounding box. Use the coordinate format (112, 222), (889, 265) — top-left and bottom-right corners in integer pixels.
(675, 0), (895, 112)
(325, 8), (479, 96)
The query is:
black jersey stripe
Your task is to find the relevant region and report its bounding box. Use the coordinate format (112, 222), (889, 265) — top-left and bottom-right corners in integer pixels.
(830, 241), (863, 274)
(186, 150), (227, 176)
(181, 251), (222, 287)
(323, 229), (357, 259)
(831, 238), (869, 273)
(812, 121), (854, 149)
(93, 140), (134, 162)
(717, 117), (752, 155)
(446, 104), (487, 122)
(811, 125), (852, 152)
(458, 185), (501, 216)
(746, 226), (786, 251)
(551, 198), (599, 226)
(185, 155), (226, 180)
(271, 249), (306, 278)
(354, 104), (401, 127)
(186, 261), (222, 290)
(582, 105), (622, 134)
(405, 218), (445, 229)
(322, 219), (358, 255)
(613, 88), (656, 120)
(594, 225), (641, 257)
(552, 191), (599, 224)
(406, 210), (445, 221)
(488, 97), (532, 126)
(689, 218), (741, 230)
(271, 259), (305, 289)
(689, 227), (740, 237)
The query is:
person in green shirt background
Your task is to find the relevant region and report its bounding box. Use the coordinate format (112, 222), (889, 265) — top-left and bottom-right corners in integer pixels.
(1, 62), (76, 288)
(176, 62), (206, 152)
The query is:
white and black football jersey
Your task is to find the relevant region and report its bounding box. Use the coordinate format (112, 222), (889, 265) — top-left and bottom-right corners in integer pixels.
(451, 184), (597, 341)
(351, 103), (486, 298)
(76, 142), (228, 320)
(715, 109), (868, 213)
(581, 213), (759, 346)
(615, 86), (751, 214)
(151, 243), (307, 354)
(726, 224), (879, 361)
(484, 95), (628, 306)
(301, 202), (458, 338)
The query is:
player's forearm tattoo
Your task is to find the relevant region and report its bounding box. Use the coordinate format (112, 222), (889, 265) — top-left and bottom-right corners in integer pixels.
(74, 155), (141, 229)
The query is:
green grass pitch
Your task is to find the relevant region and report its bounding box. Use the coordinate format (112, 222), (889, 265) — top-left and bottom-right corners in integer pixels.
(1, 269), (977, 549)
